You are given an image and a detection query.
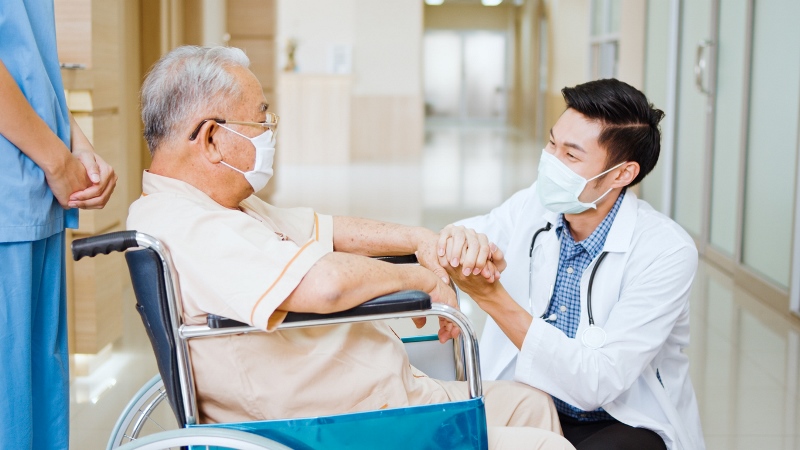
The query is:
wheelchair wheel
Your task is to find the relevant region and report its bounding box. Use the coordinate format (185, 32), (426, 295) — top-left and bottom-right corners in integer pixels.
(108, 375), (178, 449)
(115, 428), (292, 450)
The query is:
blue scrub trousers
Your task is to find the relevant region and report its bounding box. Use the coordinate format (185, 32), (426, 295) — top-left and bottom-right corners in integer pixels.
(0, 232), (69, 449)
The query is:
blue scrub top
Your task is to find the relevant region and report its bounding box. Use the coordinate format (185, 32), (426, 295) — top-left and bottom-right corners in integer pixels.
(0, 0), (78, 243)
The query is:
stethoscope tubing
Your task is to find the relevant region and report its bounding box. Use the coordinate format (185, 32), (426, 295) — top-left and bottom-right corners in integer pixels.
(528, 223), (609, 348)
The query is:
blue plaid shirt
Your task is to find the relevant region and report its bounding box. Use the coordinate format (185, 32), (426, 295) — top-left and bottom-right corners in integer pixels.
(545, 190), (626, 421)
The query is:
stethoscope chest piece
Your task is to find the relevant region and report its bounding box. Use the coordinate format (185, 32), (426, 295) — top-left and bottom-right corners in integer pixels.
(581, 325), (606, 349)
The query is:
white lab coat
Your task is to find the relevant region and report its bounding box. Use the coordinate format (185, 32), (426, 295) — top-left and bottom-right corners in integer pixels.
(457, 182), (705, 450)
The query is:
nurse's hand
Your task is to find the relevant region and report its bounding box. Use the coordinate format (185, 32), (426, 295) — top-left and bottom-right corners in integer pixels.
(442, 262), (500, 301)
(43, 152), (93, 209)
(437, 225), (506, 281)
(68, 147), (117, 209)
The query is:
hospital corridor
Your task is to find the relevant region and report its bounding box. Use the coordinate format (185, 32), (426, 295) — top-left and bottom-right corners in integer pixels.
(1, 0), (799, 449)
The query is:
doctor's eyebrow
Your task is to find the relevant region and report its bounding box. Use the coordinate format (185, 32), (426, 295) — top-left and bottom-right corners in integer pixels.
(550, 129), (586, 153)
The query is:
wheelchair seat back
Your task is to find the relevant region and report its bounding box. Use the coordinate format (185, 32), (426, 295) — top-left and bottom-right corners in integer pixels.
(125, 248), (187, 426)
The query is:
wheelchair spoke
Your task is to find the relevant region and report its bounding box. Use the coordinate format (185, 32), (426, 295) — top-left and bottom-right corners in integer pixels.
(143, 413), (167, 432)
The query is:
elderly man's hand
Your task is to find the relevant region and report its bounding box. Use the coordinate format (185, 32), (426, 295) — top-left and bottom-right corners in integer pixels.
(412, 278), (461, 343)
(437, 225), (506, 282)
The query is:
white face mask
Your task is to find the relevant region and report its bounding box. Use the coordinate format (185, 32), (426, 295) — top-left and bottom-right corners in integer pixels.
(536, 150), (625, 215)
(218, 125), (276, 193)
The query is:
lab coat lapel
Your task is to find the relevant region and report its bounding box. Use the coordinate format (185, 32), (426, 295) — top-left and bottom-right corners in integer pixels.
(602, 190), (638, 253)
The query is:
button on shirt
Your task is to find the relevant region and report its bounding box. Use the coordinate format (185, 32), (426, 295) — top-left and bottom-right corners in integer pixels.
(544, 190), (625, 421)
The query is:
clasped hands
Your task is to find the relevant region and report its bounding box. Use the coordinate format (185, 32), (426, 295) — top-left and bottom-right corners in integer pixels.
(434, 224), (506, 298)
(46, 146), (117, 210)
(414, 225), (505, 342)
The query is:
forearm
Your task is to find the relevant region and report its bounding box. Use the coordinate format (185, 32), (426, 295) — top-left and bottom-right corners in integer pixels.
(69, 113), (93, 152)
(471, 286), (533, 349)
(333, 216), (436, 256)
(0, 59), (71, 173)
(280, 252), (438, 313)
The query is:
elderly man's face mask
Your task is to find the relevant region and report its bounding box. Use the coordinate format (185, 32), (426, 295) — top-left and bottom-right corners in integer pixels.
(189, 115), (278, 193)
(217, 125), (275, 193)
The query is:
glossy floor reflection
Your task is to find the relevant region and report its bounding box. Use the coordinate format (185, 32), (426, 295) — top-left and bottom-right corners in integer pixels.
(70, 123), (800, 449)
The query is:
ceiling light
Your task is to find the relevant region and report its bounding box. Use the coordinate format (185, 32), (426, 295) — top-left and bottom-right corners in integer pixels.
(425, 0), (444, 5)
(482, 0), (503, 5)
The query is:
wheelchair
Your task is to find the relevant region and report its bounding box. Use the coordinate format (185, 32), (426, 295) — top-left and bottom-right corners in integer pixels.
(72, 231), (488, 449)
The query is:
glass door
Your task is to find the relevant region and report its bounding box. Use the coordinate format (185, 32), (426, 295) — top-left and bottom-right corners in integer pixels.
(672, 0), (713, 240)
(707, 0), (748, 258)
(423, 30), (507, 121)
(741, 0), (800, 290)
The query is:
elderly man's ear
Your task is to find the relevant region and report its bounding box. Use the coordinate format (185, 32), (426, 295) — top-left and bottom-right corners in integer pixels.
(192, 121), (224, 164)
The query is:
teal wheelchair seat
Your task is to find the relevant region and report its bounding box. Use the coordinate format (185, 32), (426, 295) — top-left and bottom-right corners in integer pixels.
(191, 397), (487, 449)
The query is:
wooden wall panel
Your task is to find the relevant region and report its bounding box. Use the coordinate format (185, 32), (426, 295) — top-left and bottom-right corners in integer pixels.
(350, 95), (424, 162)
(54, 0), (92, 68)
(71, 227), (124, 354)
(55, 0), (126, 358)
(277, 74), (352, 164)
(228, 38), (275, 89)
(227, 0), (275, 38)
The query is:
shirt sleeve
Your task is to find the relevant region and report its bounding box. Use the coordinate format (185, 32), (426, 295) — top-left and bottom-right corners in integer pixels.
(129, 196), (332, 331)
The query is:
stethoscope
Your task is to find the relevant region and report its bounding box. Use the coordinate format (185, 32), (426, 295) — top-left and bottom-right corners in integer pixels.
(528, 223), (609, 349)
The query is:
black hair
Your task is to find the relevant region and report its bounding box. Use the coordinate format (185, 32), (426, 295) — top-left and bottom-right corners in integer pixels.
(561, 78), (665, 186)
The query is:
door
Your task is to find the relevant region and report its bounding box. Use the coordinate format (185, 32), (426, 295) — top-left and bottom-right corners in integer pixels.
(423, 30), (507, 121)
(672, 0), (713, 240)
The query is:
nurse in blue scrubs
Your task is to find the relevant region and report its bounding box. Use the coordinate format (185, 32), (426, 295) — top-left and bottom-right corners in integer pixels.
(0, 1), (117, 448)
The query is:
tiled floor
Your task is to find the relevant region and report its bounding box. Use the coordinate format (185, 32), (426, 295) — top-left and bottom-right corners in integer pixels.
(69, 122), (800, 449)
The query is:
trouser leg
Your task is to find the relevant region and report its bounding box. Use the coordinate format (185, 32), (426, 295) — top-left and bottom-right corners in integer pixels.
(436, 380), (574, 450)
(0, 233), (69, 450)
(559, 412), (666, 450)
(32, 232), (69, 450)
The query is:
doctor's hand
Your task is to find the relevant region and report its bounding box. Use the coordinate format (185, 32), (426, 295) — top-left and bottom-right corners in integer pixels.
(417, 277), (461, 343)
(68, 147), (117, 209)
(437, 225), (506, 282)
(442, 260), (502, 303)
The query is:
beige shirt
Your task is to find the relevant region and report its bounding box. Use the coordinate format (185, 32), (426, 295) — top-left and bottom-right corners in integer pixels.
(127, 172), (449, 423)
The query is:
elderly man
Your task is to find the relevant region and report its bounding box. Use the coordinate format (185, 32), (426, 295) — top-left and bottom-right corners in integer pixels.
(128, 46), (573, 449)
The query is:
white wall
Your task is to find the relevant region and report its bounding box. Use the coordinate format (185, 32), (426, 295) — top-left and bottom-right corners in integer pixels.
(353, 0), (422, 96)
(276, 0), (357, 75)
(276, 0), (420, 97)
(276, 0), (424, 162)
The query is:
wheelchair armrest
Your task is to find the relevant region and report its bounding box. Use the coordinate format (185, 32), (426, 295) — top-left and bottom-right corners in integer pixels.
(207, 290), (431, 329)
(373, 254), (418, 265)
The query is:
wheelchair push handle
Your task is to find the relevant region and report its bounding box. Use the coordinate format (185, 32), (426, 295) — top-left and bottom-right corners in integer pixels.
(72, 230), (140, 261)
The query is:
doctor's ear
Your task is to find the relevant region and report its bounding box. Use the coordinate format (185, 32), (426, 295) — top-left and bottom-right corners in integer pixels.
(613, 161), (640, 188)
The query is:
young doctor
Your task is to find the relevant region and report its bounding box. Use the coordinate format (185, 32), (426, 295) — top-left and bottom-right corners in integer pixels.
(437, 79), (704, 450)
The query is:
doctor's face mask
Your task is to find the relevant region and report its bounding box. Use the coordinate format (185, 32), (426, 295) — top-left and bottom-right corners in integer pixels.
(218, 125), (276, 193)
(537, 150), (625, 215)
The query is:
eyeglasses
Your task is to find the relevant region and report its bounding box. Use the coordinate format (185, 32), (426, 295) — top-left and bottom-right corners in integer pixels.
(188, 112), (279, 141)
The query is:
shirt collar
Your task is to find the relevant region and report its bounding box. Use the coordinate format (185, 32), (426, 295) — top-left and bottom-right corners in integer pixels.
(141, 170), (239, 210)
(555, 189), (626, 259)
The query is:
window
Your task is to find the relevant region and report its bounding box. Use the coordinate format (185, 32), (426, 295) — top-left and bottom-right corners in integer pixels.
(589, 0), (620, 79)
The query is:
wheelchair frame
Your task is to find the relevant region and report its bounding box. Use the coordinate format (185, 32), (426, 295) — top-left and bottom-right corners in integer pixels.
(73, 231), (486, 449)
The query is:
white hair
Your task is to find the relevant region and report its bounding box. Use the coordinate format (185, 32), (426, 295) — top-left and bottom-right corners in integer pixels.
(141, 46), (250, 154)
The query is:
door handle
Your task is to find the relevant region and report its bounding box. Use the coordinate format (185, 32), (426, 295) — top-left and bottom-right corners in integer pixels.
(694, 39), (713, 96)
